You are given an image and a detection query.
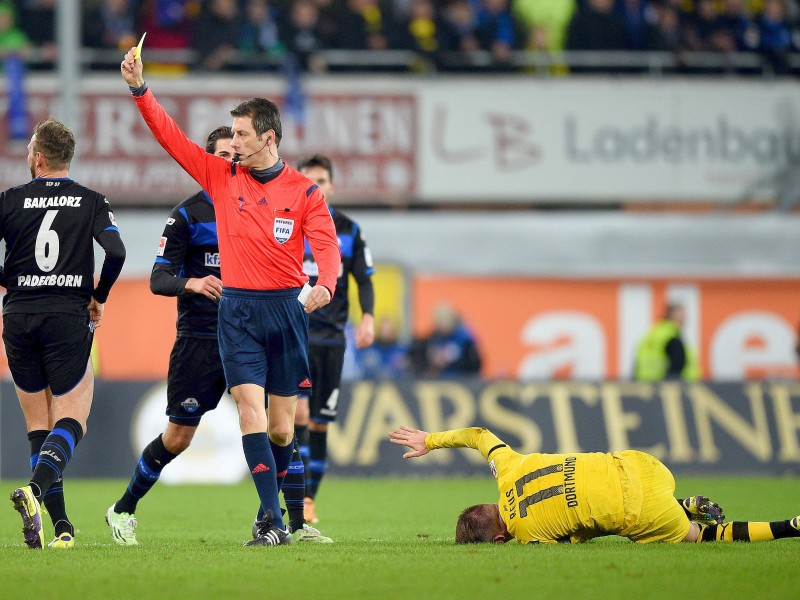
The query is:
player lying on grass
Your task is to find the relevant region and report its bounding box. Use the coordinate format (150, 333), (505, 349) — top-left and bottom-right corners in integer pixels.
(389, 426), (800, 544)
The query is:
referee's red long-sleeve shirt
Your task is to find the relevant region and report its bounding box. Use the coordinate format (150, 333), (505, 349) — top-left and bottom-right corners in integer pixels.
(133, 88), (340, 295)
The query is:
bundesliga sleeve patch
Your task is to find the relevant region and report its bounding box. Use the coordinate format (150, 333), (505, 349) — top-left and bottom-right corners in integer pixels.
(157, 237), (167, 256)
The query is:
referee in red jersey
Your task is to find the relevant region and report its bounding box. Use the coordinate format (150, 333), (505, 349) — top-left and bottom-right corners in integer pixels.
(121, 49), (340, 546)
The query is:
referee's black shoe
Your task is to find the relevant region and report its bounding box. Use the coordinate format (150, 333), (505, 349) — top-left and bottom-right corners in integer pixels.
(244, 509), (292, 547)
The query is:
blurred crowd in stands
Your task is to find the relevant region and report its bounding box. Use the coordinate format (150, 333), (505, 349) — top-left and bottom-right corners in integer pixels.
(354, 303), (483, 380)
(1, 0), (798, 73)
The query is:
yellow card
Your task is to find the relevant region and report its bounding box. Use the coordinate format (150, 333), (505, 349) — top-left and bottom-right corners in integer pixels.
(134, 32), (147, 60)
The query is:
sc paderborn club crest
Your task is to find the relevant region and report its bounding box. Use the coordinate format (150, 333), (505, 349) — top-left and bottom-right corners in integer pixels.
(274, 217), (294, 244)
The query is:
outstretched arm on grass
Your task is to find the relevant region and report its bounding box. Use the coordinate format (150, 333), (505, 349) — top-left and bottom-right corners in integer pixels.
(389, 426), (430, 458)
(389, 426), (508, 461)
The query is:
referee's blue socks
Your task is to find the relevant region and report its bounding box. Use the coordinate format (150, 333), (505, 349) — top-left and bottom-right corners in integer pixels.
(243, 433), (284, 529)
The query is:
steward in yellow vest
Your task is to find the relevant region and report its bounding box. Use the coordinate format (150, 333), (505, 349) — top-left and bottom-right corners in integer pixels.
(635, 304), (701, 381)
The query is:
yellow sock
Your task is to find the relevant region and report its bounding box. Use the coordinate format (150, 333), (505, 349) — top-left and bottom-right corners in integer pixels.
(747, 522), (775, 542)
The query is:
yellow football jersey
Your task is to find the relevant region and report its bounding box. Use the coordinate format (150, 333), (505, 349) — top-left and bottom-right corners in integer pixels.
(426, 428), (629, 544)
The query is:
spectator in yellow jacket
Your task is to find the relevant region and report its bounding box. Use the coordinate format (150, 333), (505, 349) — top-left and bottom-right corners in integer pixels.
(635, 303), (701, 382)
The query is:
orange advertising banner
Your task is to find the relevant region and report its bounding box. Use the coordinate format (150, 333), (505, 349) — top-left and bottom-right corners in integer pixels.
(412, 277), (800, 381)
(1, 276), (797, 381)
(91, 279), (177, 379)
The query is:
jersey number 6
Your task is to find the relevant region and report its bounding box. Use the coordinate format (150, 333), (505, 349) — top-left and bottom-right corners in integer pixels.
(35, 209), (60, 272)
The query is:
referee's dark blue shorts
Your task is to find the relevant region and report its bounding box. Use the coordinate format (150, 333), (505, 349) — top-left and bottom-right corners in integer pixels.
(217, 287), (311, 398)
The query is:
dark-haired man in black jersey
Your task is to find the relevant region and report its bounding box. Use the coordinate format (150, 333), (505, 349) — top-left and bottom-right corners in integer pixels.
(287, 154), (375, 528)
(106, 127), (233, 546)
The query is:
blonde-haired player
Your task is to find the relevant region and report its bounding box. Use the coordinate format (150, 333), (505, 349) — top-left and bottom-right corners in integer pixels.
(389, 426), (800, 545)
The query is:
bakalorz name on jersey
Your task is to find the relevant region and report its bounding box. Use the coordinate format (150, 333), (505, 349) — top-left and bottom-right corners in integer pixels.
(23, 196), (82, 208)
(17, 274), (83, 287)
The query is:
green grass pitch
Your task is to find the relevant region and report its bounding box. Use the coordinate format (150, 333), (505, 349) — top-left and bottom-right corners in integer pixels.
(1, 476), (798, 599)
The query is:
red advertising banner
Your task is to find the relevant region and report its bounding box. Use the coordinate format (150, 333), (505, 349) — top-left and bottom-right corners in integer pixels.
(0, 87), (416, 205)
(412, 277), (800, 381)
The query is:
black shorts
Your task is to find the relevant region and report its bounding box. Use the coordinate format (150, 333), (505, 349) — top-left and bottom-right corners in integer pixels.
(306, 343), (345, 423)
(166, 336), (227, 426)
(3, 312), (93, 396)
